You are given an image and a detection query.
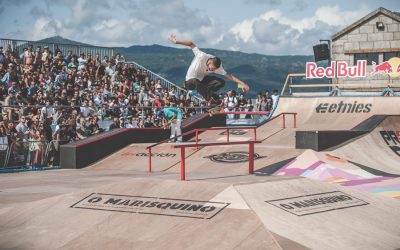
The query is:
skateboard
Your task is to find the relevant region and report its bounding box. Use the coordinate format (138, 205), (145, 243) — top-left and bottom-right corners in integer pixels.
(208, 104), (224, 116)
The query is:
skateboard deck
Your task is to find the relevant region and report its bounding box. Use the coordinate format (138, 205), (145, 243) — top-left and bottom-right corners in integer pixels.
(208, 104), (224, 116)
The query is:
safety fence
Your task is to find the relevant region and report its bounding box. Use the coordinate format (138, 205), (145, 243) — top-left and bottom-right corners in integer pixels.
(0, 38), (114, 62)
(1, 104), (210, 129)
(281, 73), (400, 97)
(1, 104), (269, 129)
(1, 139), (68, 169)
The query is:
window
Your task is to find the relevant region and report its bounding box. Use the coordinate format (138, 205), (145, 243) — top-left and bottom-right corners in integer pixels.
(383, 52), (400, 61)
(354, 53), (379, 65)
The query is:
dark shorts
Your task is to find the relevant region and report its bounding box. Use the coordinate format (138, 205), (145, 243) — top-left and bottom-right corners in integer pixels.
(185, 76), (225, 101)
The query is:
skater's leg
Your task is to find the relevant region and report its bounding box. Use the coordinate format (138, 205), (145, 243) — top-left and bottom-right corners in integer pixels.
(185, 78), (209, 100)
(175, 120), (182, 142)
(202, 76), (225, 92)
(202, 76), (225, 101)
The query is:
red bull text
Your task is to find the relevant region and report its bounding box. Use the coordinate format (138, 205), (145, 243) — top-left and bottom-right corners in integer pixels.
(306, 61), (367, 79)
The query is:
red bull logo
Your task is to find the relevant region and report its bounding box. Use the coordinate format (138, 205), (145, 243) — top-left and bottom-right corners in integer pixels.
(306, 61), (366, 79)
(384, 57), (400, 78)
(371, 61), (392, 75)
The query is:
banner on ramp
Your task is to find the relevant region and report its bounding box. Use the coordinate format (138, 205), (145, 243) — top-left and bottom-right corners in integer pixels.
(266, 191), (368, 216)
(71, 193), (229, 219)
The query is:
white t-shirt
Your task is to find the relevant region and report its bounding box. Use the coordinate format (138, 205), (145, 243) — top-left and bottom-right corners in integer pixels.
(271, 94), (279, 107)
(185, 47), (227, 81)
(41, 107), (55, 119)
(80, 106), (91, 117)
(77, 57), (87, 70)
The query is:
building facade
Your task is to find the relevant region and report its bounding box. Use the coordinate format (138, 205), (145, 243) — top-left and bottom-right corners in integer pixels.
(332, 7), (400, 86)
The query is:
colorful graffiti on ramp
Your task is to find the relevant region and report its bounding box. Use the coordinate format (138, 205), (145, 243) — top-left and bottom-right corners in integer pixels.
(274, 150), (400, 200)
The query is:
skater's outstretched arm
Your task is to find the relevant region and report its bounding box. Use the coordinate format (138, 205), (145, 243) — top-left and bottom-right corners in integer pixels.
(224, 73), (250, 92)
(168, 35), (196, 49)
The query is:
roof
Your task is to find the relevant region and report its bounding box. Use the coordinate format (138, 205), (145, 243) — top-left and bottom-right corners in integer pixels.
(332, 7), (400, 41)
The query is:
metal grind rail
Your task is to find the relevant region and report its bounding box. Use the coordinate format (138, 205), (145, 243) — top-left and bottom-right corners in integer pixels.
(173, 140), (261, 181)
(145, 112), (297, 174)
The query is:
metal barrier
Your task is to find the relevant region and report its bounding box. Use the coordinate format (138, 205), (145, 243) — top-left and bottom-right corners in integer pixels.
(0, 138), (8, 167)
(1, 139), (69, 169)
(1, 104), (209, 128)
(0, 38), (114, 60)
(5, 140), (48, 168)
(281, 73), (400, 96)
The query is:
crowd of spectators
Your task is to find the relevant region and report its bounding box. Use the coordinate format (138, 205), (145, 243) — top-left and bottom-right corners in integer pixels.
(0, 44), (209, 147)
(0, 43), (278, 152)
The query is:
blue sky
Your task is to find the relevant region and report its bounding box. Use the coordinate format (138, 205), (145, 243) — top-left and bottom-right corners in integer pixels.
(0, 0), (398, 55)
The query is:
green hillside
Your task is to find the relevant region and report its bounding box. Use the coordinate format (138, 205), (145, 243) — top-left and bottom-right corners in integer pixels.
(117, 45), (314, 96)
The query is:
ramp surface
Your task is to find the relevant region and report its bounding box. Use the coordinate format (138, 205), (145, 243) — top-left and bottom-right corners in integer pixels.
(332, 116), (400, 174)
(0, 179), (284, 250)
(235, 177), (400, 250)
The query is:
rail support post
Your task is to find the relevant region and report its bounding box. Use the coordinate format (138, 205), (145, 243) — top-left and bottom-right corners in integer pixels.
(282, 113), (286, 128)
(249, 142), (254, 174)
(180, 147), (186, 181)
(148, 148), (152, 173)
(227, 128), (230, 143)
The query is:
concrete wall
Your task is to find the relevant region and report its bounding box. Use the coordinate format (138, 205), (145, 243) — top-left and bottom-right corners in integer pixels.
(332, 13), (400, 85)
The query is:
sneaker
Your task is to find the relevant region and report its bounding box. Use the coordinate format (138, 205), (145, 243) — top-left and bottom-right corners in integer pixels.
(176, 140), (183, 143)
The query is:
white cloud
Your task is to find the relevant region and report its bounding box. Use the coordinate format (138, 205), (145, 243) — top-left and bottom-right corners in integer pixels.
(0, 0), (375, 55)
(217, 5), (371, 55)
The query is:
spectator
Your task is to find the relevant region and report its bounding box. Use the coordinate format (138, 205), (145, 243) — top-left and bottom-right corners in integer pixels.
(4, 90), (18, 120)
(125, 116), (138, 128)
(237, 93), (248, 118)
(264, 90), (273, 111)
(15, 116), (29, 141)
(144, 115), (155, 128)
(77, 53), (87, 71)
(87, 117), (102, 135)
(259, 95), (270, 112)
(255, 92), (262, 111)
(224, 90), (238, 119)
(271, 89), (279, 108)
(40, 100), (56, 121)
(109, 117), (120, 130)
(0, 47), (5, 66)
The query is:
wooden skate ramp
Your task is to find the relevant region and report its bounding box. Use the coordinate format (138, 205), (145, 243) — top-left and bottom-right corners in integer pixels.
(332, 115), (400, 174)
(0, 179), (288, 250)
(235, 177), (400, 250)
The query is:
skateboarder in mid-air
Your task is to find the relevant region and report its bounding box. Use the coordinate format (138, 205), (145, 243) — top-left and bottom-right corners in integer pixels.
(168, 35), (250, 105)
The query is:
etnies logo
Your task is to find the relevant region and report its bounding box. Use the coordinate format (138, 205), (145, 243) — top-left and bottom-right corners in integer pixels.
(316, 101), (372, 113)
